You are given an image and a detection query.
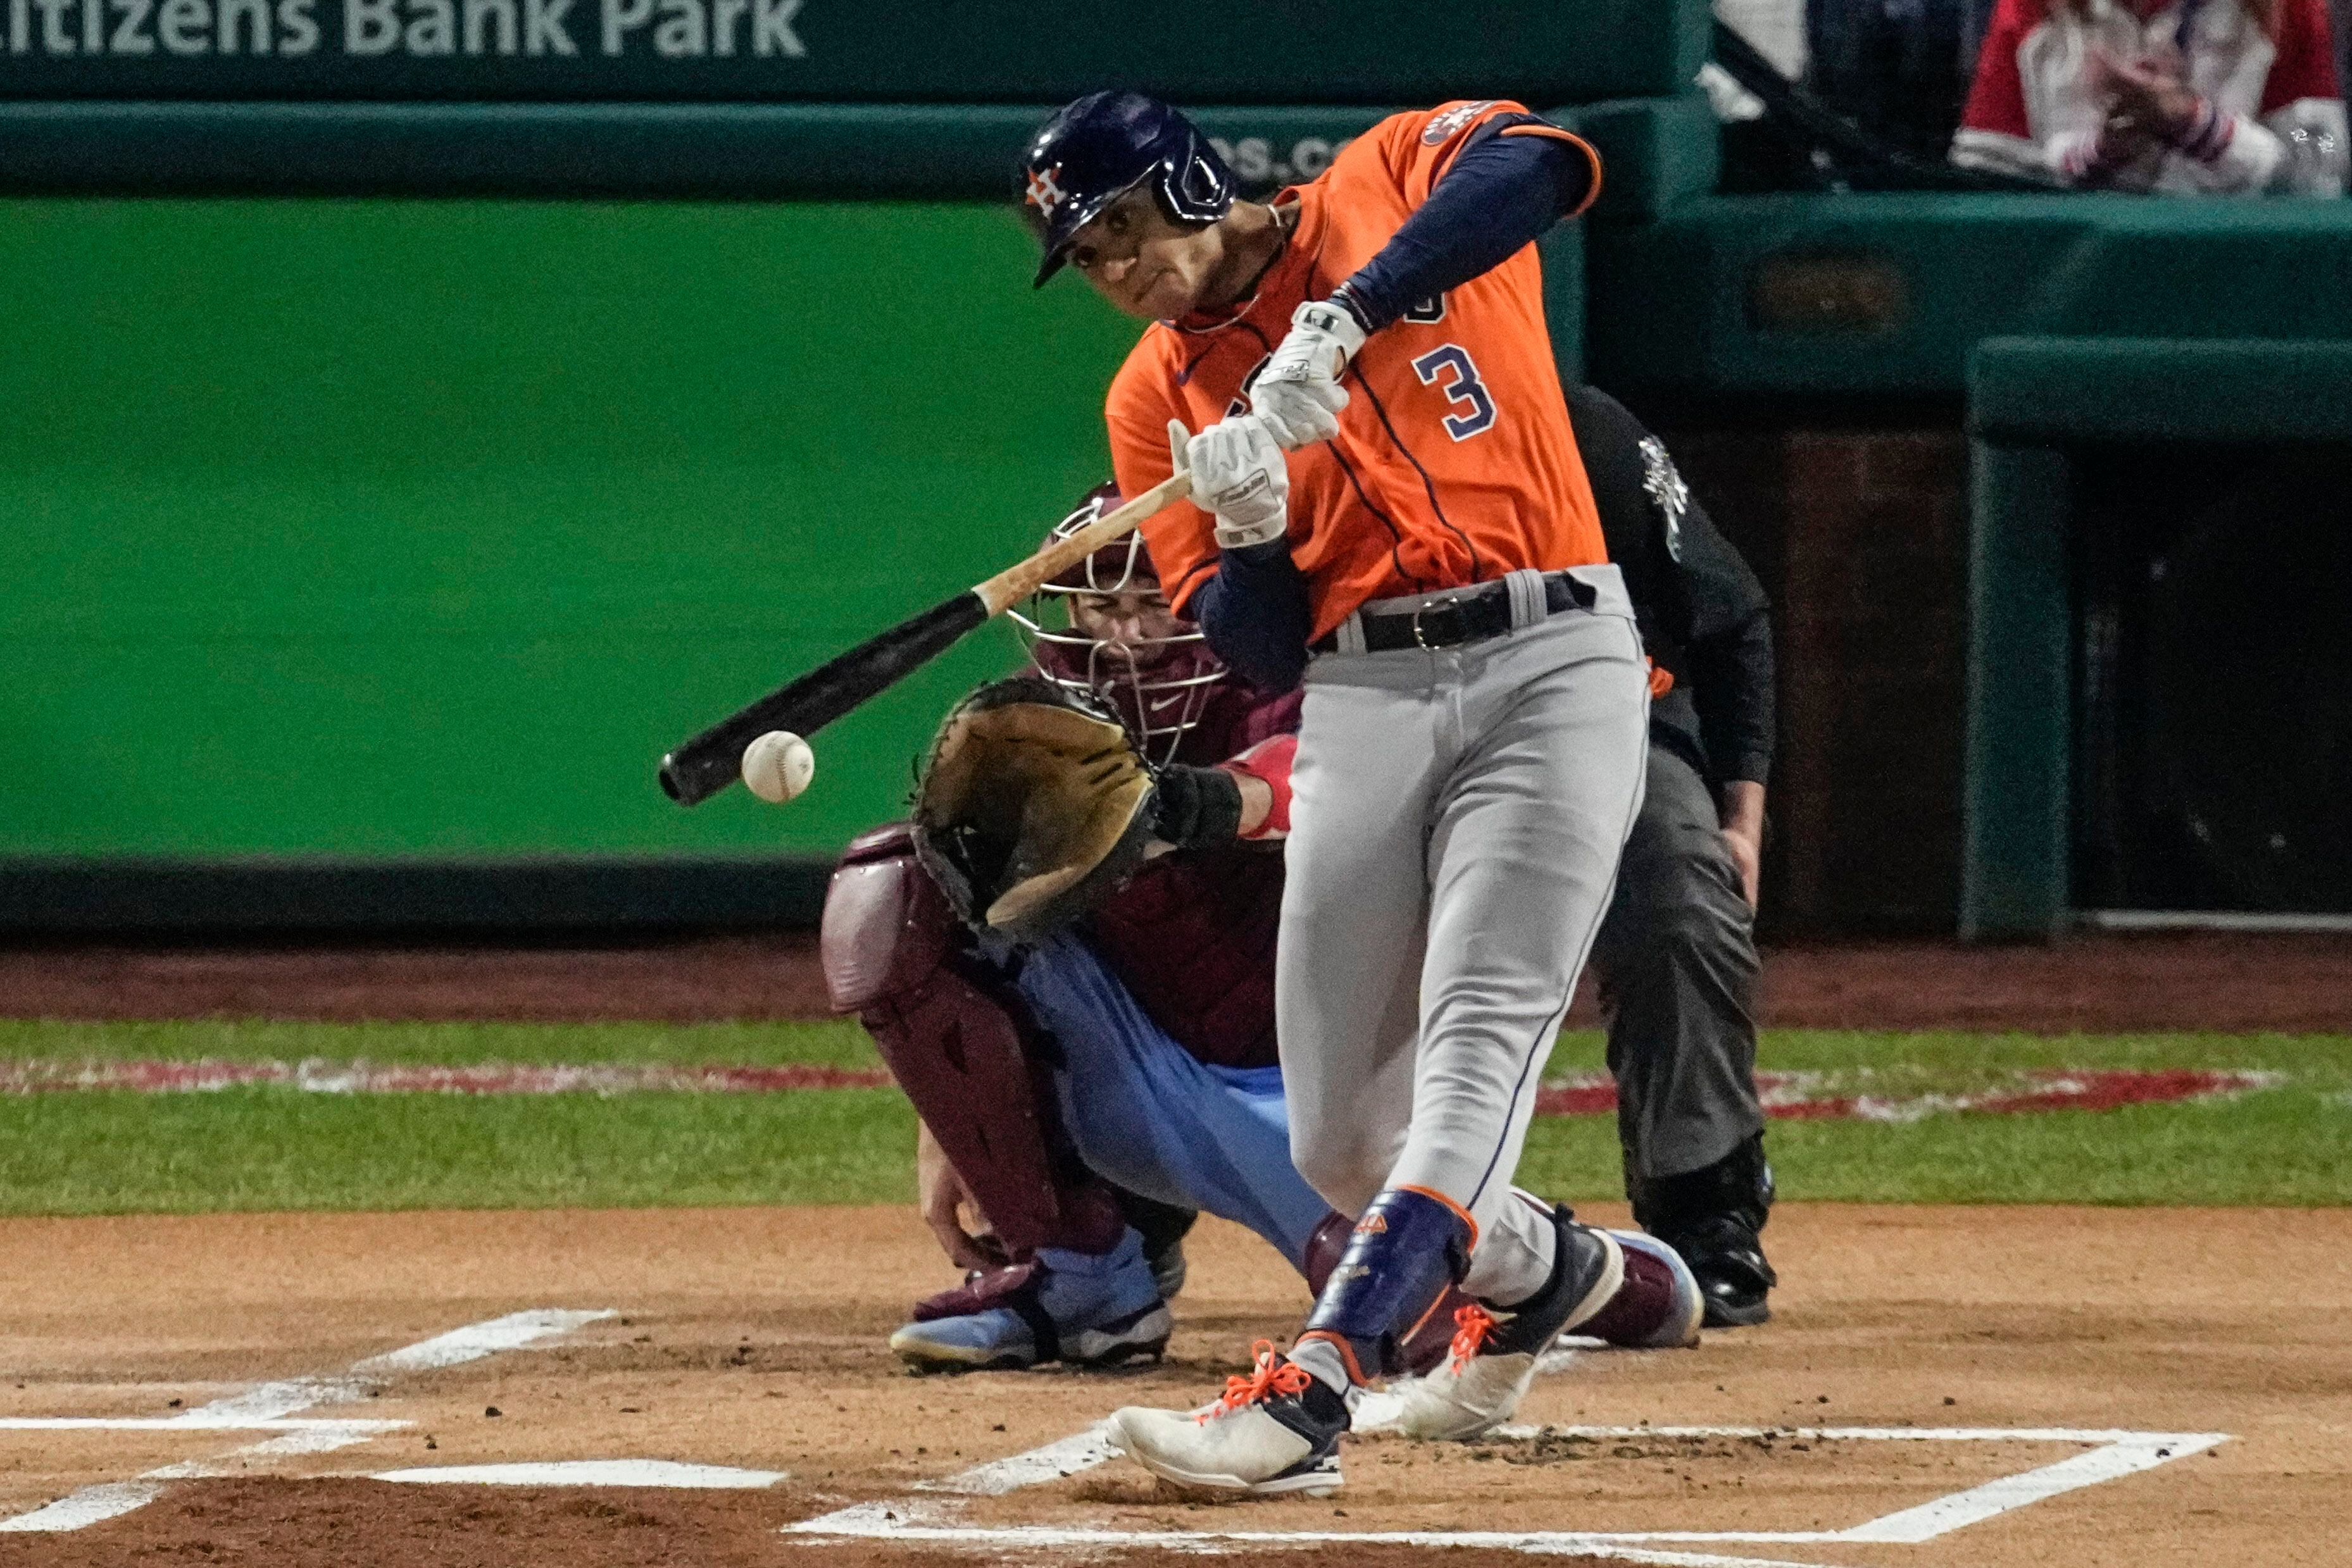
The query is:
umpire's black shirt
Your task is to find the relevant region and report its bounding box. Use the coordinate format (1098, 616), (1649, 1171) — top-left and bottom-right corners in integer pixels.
(1565, 384), (1775, 792)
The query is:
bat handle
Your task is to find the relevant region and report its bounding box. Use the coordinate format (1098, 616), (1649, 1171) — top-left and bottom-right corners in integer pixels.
(973, 470), (1194, 616)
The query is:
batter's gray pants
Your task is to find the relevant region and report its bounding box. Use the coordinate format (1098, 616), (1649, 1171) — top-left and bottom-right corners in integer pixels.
(1589, 744), (1767, 1183)
(1278, 566), (1650, 1307)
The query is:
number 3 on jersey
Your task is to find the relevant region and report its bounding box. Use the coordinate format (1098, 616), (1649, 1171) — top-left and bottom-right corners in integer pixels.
(1410, 344), (1497, 440)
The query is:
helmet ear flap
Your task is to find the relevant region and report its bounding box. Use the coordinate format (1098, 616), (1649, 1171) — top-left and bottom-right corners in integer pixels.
(1177, 151), (1217, 208)
(1157, 130), (1234, 227)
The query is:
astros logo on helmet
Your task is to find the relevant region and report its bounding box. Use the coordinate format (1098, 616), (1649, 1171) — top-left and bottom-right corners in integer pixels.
(1026, 164), (1068, 216)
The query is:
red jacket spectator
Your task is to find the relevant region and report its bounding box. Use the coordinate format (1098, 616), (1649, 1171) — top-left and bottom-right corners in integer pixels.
(1953, 0), (2347, 192)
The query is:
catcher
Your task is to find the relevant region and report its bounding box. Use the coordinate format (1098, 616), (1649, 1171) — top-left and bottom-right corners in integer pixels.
(820, 486), (1704, 1372)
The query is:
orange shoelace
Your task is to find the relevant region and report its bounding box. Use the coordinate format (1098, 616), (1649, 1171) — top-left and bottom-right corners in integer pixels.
(1199, 1339), (1312, 1424)
(1446, 1303), (1498, 1372)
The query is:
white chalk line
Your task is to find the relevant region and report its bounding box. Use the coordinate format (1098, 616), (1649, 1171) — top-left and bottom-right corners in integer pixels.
(182, 1376), (371, 1423)
(0, 1417), (407, 1432)
(0, 1482), (173, 1533)
(353, 1309), (616, 1375)
(0, 1307), (615, 1533)
(920, 1421), (1118, 1496)
(1836, 1431), (2230, 1545)
(802, 1517), (1826, 1568)
(372, 1460), (787, 1490)
(790, 1414), (2232, 1564)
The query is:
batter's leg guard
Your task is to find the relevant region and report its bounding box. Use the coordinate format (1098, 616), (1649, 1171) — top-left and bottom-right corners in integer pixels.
(1295, 1188), (1474, 1390)
(823, 823), (1123, 1260)
(1302, 1210), (1472, 1376)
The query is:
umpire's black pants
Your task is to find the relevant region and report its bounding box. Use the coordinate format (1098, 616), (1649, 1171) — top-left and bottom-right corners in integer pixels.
(1587, 742), (1766, 1183)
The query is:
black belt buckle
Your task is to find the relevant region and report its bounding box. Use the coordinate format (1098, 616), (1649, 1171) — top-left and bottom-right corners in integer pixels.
(1410, 593), (1475, 650)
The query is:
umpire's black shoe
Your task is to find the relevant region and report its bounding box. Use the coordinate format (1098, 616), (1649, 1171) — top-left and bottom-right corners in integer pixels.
(1660, 1213), (1777, 1328)
(1633, 1133), (1777, 1328)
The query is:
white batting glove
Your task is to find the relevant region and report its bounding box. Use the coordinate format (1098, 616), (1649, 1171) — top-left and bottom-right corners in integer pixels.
(1169, 414), (1289, 551)
(1250, 299), (1367, 450)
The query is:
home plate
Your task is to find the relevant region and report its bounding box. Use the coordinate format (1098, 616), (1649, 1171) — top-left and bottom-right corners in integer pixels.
(371, 1460), (786, 1489)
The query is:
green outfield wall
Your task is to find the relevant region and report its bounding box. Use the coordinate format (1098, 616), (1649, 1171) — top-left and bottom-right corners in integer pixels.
(0, 199), (1139, 868)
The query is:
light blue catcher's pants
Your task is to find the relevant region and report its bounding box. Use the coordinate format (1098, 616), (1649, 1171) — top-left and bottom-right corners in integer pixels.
(1006, 934), (1330, 1271)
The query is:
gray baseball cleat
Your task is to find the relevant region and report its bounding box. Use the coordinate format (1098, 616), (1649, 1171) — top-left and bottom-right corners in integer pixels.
(1398, 1212), (1623, 1441)
(1108, 1341), (1350, 1496)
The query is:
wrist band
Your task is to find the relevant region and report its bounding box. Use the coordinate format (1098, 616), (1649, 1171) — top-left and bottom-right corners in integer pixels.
(1222, 733), (1298, 840)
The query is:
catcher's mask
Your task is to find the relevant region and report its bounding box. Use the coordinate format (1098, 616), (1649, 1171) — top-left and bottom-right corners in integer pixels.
(1006, 482), (1227, 764)
(911, 676), (1159, 942)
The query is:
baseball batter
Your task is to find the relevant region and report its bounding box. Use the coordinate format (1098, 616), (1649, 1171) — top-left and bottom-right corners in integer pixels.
(826, 488), (1706, 1376)
(1020, 92), (1651, 1493)
(866, 395), (1784, 1355)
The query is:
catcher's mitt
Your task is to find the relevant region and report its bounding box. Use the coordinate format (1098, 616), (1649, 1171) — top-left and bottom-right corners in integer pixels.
(911, 677), (1158, 941)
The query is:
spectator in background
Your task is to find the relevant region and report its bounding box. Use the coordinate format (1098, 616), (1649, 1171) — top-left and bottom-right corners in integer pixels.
(1953, 0), (2347, 192)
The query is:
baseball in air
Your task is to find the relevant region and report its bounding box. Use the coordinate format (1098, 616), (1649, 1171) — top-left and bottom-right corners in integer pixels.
(741, 731), (816, 804)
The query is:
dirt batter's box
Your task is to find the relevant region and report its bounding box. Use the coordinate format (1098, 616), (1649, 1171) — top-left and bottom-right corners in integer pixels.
(788, 1396), (2230, 1567)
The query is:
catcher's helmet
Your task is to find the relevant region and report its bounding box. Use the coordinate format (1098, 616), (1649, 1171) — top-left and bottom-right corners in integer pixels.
(1020, 91), (1235, 288)
(1006, 483), (1227, 762)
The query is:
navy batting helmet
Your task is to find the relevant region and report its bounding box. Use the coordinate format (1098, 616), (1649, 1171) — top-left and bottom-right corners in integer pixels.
(1019, 92), (1235, 289)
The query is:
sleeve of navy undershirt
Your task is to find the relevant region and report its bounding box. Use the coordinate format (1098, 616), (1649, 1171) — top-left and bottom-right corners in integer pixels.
(1333, 121), (1596, 333)
(1191, 540), (1314, 694)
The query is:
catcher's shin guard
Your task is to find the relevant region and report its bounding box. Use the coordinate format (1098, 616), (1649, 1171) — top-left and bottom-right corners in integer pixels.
(823, 823), (1122, 1257)
(1297, 1188), (1474, 1387)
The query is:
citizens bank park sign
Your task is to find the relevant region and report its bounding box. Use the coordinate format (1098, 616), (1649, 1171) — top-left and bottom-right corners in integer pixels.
(0, 0), (811, 91)
(0, 2), (1645, 101)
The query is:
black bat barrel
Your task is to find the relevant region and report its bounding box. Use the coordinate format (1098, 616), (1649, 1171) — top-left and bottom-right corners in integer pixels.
(658, 589), (989, 807)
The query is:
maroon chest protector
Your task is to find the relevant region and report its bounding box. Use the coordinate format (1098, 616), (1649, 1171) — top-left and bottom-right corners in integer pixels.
(1079, 681), (1301, 1071)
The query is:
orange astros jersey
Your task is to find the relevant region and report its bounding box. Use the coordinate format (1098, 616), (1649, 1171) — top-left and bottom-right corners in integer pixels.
(1106, 99), (1607, 640)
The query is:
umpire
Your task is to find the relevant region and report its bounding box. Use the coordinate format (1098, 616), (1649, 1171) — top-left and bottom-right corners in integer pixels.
(1568, 384), (1778, 1327)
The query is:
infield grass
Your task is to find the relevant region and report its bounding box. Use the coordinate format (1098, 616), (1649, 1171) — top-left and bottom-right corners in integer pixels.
(0, 1021), (2345, 1216)
(0, 1017), (879, 1070)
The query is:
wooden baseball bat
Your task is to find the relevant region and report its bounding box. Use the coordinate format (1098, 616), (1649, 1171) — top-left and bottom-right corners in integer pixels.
(658, 469), (1194, 806)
